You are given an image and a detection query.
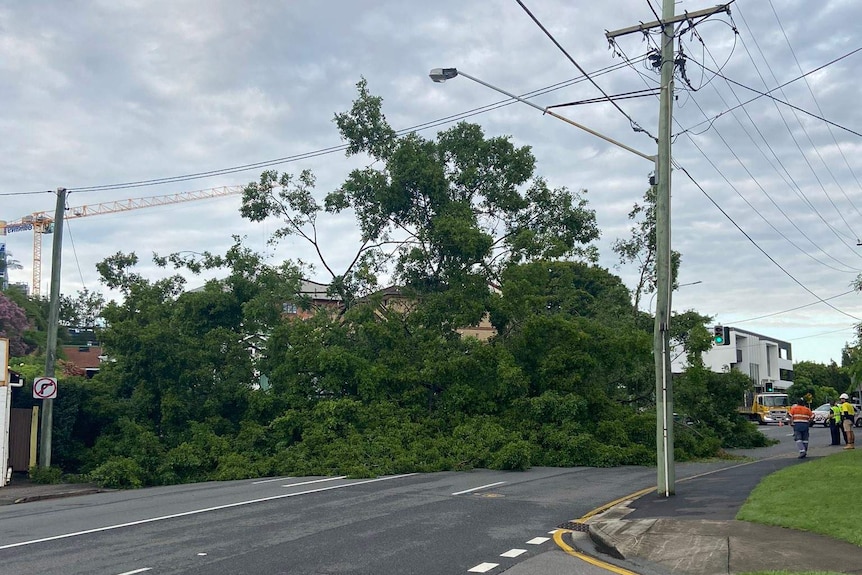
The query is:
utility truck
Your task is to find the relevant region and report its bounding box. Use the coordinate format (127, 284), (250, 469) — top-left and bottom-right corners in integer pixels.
(739, 392), (791, 425)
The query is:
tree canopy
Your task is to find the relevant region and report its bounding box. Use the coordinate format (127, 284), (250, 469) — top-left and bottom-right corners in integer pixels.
(6, 79), (781, 487)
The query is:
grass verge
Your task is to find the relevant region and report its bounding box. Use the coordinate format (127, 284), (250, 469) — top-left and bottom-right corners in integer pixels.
(741, 572), (844, 575)
(736, 449), (862, 546)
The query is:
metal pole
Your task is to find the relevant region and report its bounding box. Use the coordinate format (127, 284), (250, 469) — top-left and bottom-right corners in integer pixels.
(39, 187), (66, 468)
(453, 70), (655, 163)
(655, 0), (675, 496)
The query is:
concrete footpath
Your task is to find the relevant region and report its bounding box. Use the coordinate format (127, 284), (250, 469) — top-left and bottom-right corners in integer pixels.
(570, 441), (862, 575)
(0, 476), (104, 505)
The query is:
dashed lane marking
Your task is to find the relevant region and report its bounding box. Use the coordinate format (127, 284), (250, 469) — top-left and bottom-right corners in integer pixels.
(281, 476), (347, 488)
(468, 562), (499, 573)
(526, 536), (550, 545)
(451, 481), (506, 496)
(500, 549), (527, 558)
(251, 476), (293, 484)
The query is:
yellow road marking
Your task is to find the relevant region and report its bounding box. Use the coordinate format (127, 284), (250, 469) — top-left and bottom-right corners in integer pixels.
(553, 457), (787, 573)
(552, 529), (640, 575)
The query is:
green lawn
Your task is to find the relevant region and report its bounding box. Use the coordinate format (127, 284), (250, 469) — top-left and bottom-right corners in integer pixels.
(736, 449), (862, 546)
(742, 572), (844, 575)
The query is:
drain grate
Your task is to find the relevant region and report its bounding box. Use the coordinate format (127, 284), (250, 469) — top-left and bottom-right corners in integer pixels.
(558, 521), (590, 532)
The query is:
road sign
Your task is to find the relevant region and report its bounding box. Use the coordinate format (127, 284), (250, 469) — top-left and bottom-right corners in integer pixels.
(33, 377), (58, 400)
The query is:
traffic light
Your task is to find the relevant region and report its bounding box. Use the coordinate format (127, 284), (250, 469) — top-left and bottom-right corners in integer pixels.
(713, 325), (726, 345)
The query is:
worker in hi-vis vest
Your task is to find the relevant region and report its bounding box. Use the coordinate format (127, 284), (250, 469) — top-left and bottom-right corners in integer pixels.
(839, 393), (856, 450)
(789, 398), (813, 459)
(829, 400), (842, 446)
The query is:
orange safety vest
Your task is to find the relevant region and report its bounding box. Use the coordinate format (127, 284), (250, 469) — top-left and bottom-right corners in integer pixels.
(789, 404), (812, 424)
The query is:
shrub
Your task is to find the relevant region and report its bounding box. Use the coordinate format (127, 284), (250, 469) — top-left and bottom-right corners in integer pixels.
(89, 457), (145, 489)
(211, 453), (259, 481)
(491, 440), (532, 471)
(29, 465), (63, 484)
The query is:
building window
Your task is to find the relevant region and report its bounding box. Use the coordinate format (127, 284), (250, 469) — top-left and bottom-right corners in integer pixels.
(282, 302), (298, 314)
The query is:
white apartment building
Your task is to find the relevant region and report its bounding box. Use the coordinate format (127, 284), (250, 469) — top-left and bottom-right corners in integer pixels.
(673, 326), (794, 390)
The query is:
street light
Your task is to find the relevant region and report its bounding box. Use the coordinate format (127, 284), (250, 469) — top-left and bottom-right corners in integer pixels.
(429, 68), (655, 162)
(649, 280), (703, 314)
(430, 66), (675, 495)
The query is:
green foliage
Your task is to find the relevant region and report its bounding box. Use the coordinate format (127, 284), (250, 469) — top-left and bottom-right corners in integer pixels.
(243, 80), (599, 311)
(30, 78), (770, 489)
(28, 465), (63, 484)
(786, 361), (848, 406)
(612, 186), (681, 312)
(89, 457), (145, 489)
(491, 440), (532, 471)
(674, 360), (772, 449)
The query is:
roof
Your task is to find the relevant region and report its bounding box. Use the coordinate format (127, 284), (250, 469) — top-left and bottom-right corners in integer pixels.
(61, 345), (103, 369)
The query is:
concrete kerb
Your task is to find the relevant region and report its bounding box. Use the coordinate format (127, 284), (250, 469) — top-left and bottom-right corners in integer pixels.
(10, 487), (104, 505)
(564, 506), (675, 575)
(0, 482), (106, 506)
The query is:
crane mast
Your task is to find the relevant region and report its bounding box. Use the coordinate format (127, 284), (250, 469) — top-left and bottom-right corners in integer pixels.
(3, 185), (244, 297)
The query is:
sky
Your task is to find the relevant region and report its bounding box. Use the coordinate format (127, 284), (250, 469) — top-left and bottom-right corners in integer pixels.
(2, 0), (862, 365)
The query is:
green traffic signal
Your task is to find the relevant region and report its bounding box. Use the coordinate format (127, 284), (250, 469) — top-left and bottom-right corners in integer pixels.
(713, 325), (725, 345)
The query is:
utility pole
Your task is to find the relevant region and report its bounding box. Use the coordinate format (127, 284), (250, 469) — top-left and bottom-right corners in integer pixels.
(39, 187), (66, 468)
(608, 2), (731, 497)
(654, 0), (676, 500)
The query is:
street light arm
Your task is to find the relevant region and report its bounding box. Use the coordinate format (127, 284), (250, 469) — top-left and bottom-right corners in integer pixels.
(428, 67), (655, 163)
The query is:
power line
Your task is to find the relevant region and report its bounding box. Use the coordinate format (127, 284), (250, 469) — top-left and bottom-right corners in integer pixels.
(607, 36), (862, 274)
(683, 105), (862, 273)
(673, 46), (862, 138)
(680, 41), (862, 266)
(2, 57), (646, 198)
(674, 161), (862, 322)
(514, 0), (656, 140)
(684, 59), (862, 139)
(730, 290), (857, 323)
(789, 326), (857, 343)
(729, 6), (860, 243)
(764, 0), (862, 221)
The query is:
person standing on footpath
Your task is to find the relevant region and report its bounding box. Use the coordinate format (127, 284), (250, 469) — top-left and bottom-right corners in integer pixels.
(839, 393), (856, 450)
(789, 398), (813, 458)
(829, 399), (842, 446)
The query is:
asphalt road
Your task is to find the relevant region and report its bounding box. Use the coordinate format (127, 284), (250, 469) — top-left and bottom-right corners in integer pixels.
(0, 425), (809, 575)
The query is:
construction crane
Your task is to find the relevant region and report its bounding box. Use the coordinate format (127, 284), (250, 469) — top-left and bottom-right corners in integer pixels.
(3, 185), (244, 297)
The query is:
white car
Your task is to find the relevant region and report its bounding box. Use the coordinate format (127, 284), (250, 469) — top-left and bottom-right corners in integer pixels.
(811, 404), (833, 427)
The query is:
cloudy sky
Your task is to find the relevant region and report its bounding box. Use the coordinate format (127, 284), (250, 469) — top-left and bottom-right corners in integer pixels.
(2, 0), (862, 365)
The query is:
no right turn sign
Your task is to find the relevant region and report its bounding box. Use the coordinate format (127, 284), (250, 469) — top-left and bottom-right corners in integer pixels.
(33, 377), (58, 400)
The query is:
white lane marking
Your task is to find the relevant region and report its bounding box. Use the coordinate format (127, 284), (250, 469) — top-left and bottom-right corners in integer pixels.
(451, 481), (506, 496)
(468, 562), (499, 573)
(526, 536), (550, 545)
(282, 476), (347, 488)
(0, 474), (416, 550)
(116, 569), (151, 575)
(197, 553), (207, 556)
(251, 476), (293, 484)
(500, 548), (527, 558)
